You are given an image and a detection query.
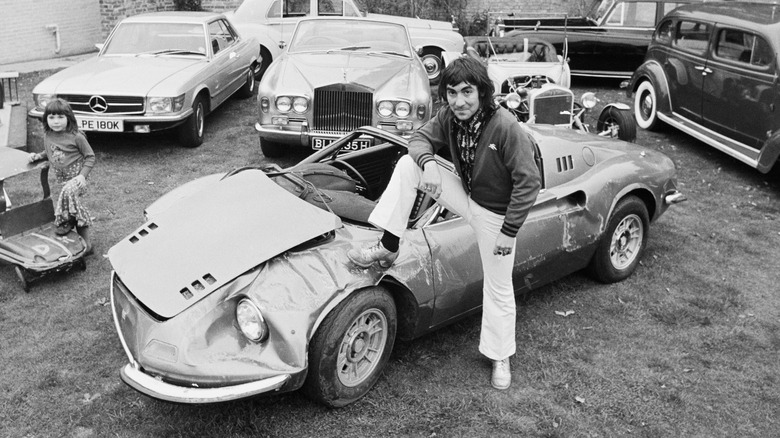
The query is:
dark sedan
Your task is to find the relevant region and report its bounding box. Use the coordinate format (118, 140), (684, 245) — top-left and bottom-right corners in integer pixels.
(492, 0), (702, 78)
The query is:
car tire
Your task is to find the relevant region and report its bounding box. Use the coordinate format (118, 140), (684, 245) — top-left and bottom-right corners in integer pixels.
(634, 80), (660, 131)
(237, 69), (255, 99)
(254, 47), (272, 81)
(597, 106), (637, 142)
(420, 48), (443, 85)
(303, 287), (397, 408)
(179, 96), (205, 148)
(260, 138), (285, 158)
(15, 266), (29, 293)
(587, 195), (649, 283)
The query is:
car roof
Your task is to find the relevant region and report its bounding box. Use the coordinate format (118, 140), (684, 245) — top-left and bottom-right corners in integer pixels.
(121, 11), (225, 24)
(667, 2), (780, 28)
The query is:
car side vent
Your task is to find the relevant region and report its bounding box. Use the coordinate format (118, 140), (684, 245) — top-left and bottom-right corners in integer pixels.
(129, 222), (158, 244)
(556, 155), (574, 172)
(179, 274), (217, 300)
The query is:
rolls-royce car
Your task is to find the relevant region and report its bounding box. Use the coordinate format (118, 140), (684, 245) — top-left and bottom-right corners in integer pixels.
(254, 17), (432, 157)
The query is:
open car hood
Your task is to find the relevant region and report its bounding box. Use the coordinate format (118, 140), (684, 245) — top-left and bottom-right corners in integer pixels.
(108, 169), (341, 319)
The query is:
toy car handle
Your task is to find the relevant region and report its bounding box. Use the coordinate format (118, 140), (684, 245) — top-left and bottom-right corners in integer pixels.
(40, 164), (51, 200)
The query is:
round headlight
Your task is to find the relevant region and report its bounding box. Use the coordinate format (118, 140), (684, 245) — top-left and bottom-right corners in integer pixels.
(505, 93), (522, 109)
(395, 102), (411, 118)
(276, 96), (292, 112)
(580, 92), (598, 109)
(378, 101), (394, 117)
(292, 96), (308, 113)
(236, 298), (269, 342)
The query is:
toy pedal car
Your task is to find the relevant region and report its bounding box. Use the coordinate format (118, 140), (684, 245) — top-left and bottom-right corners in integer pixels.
(0, 147), (87, 292)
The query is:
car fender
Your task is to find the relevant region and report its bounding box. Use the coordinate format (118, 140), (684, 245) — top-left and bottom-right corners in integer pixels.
(229, 22), (285, 61)
(410, 29), (465, 54)
(757, 131), (780, 173)
(629, 60), (672, 115)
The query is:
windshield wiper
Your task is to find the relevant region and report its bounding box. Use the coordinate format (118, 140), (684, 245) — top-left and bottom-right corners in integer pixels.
(338, 46), (371, 51)
(368, 51), (408, 58)
(137, 49), (205, 56)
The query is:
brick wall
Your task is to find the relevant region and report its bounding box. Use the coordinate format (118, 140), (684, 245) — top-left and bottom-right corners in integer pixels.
(0, 0), (102, 65)
(99, 0), (242, 39)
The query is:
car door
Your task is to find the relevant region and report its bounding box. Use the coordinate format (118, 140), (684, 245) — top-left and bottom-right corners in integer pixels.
(262, 0), (312, 49)
(667, 19), (712, 122)
(591, 0), (658, 76)
(208, 19), (245, 107)
(701, 26), (777, 151)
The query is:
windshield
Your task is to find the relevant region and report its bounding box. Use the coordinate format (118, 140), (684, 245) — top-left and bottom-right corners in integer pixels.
(289, 20), (411, 56)
(103, 22), (207, 56)
(586, 0), (616, 22)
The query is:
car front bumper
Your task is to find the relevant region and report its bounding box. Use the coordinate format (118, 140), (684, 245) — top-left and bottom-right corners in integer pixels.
(255, 122), (414, 149)
(120, 363), (290, 404)
(28, 107), (193, 133)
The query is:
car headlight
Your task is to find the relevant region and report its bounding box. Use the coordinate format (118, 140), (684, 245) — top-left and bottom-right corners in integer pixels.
(236, 298), (269, 343)
(34, 93), (57, 110)
(505, 92), (522, 109)
(580, 92), (598, 109)
(395, 102), (411, 118)
(148, 94), (185, 113)
(276, 96), (292, 112)
(292, 96), (308, 113)
(378, 101), (394, 117)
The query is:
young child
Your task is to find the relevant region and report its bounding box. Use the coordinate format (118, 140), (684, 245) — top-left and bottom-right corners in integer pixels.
(29, 98), (96, 254)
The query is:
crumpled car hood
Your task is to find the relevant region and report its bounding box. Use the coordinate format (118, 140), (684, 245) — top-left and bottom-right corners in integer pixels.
(108, 170), (341, 319)
(279, 52), (414, 90)
(37, 56), (202, 96)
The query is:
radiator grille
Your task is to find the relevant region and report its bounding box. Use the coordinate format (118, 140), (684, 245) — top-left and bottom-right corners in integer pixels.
(313, 88), (372, 133)
(59, 94), (145, 115)
(531, 89), (573, 125)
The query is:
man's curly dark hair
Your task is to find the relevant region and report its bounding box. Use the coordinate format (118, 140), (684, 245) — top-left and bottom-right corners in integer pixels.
(437, 56), (496, 112)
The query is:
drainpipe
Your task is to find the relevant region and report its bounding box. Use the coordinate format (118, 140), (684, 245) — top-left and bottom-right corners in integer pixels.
(45, 24), (61, 54)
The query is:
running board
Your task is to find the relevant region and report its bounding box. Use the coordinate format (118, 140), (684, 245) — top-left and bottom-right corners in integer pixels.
(657, 112), (760, 169)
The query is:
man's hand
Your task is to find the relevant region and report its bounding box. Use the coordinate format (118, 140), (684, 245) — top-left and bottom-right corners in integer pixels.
(419, 161), (442, 198)
(493, 232), (515, 257)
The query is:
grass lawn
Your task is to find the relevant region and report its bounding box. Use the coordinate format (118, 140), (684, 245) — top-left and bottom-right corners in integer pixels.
(1, 71), (778, 438)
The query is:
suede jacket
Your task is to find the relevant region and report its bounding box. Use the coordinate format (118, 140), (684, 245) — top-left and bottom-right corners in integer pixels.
(408, 105), (541, 237)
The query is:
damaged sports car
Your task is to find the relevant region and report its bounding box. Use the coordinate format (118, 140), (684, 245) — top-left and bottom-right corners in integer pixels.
(109, 125), (685, 407)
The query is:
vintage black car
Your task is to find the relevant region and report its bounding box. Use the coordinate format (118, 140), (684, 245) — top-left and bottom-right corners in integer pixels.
(627, 2), (780, 173)
(491, 0), (702, 79)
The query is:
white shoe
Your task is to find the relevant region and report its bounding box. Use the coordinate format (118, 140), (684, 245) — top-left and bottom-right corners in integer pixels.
(347, 241), (399, 268)
(491, 358), (511, 390)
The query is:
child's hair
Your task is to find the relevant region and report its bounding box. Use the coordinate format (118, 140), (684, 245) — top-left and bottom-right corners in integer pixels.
(42, 98), (79, 134)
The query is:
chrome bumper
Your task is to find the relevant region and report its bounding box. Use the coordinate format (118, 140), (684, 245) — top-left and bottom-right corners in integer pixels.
(120, 364), (290, 404)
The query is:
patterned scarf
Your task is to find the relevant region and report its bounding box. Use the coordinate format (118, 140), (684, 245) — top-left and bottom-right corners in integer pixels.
(452, 107), (487, 192)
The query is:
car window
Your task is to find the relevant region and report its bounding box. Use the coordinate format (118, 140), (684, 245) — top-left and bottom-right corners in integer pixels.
(103, 22), (206, 55)
(605, 2), (656, 27)
(267, 0), (311, 18)
(673, 20), (710, 54)
(654, 19), (673, 44)
(209, 20), (235, 54)
(318, 0), (343, 16)
(715, 29), (774, 67)
(663, 2), (693, 15)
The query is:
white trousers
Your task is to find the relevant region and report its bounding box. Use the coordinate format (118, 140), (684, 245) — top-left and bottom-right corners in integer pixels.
(368, 155), (517, 360)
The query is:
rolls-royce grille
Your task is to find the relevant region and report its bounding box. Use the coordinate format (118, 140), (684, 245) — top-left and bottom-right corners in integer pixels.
(532, 90), (573, 125)
(313, 89), (372, 133)
(59, 94), (145, 115)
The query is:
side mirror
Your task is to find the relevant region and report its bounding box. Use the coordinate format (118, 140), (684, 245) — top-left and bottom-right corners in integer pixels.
(279, 40), (286, 50)
(94, 43), (104, 51)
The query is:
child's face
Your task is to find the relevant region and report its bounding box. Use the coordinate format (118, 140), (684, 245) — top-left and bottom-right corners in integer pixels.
(47, 114), (68, 132)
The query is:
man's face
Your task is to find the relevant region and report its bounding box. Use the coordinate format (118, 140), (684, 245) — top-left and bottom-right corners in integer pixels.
(445, 81), (481, 121)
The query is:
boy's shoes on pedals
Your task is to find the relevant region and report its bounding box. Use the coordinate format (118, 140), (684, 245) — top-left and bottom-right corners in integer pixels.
(347, 241), (399, 268)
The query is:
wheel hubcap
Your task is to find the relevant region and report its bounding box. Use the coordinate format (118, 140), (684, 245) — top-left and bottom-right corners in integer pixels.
(641, 93), (653, 119)
(421, 55), (441, 80)
(337, 308), (387, 387)
(609, 214), (643, 270)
